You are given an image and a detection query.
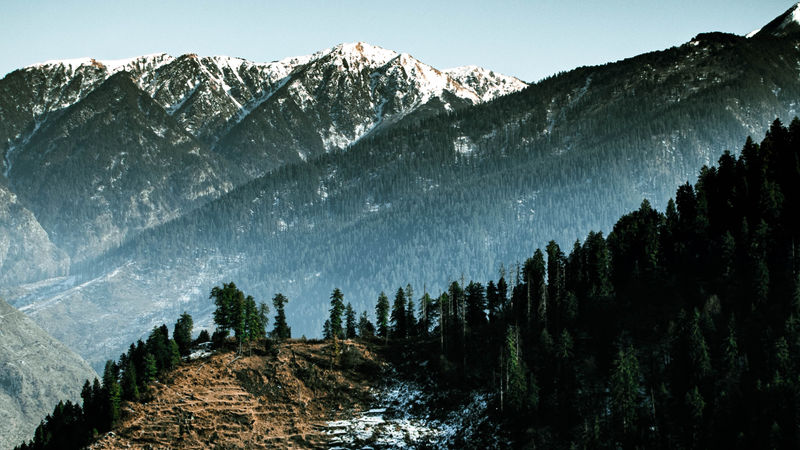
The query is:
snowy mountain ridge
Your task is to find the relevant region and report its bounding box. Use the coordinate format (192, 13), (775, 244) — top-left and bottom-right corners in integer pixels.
(14, 43), (526, 151)
(748, 2), (800, 38)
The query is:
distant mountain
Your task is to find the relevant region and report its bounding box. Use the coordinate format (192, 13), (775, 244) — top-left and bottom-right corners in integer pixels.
(217, 42), (527, 177)
(0, 43), (526, 262)
(0, 298), (97, 450)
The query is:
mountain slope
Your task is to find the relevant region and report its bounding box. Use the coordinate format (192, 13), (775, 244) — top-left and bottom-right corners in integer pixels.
(88, 340), (380, 448)
(7, 72), (233, 261)
(0, 184), (68, 285)
(0, 298), (97, 450)
(2, 44), (526, 181)
(0, 44), (526, 264)
(19, 14), (800, 369)
(750, 2), (800, 38)
(215, 42), (527, 177)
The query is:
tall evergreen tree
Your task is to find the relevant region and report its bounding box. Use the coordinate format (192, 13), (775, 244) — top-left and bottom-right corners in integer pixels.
(173, 312), (193, 356)
(375, 292), (390, 341)
(357, 311), (375, 338)
(329, 288), (345, 339)
(271, 293), (291, 339)
(345, 303), (357, 339)
(391, 287), (407, 339)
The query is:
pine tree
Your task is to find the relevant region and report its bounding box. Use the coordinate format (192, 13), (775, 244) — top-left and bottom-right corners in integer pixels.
(357, 311), (375, 338)
(375, 292), (390, 341)
(466, 281), (487, 332)
(322, 319), (332, 340)
(120, 361), (139, 402)
(173, 312), (193, 356)
(143, 353), (157, 384)
(329, 288), (345, 339)
(391, 287), (407, 339)
(101, 360), (120, 429)
(271, 293), (291, 339)
(504, 325), (529, 413)
(406, 296), (417, 337)
(418, 292), (434, 336)
(345, 303), (357, 339)
(610, 344), (643, 445)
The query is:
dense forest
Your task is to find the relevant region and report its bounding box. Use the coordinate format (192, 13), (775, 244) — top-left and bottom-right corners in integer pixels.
(365, 118), (800, 448)
(18, 119), (800, 448)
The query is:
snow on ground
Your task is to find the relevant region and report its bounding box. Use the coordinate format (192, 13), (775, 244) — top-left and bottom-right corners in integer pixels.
(187, 342), (213, 360)
(324, 369), (504, 448)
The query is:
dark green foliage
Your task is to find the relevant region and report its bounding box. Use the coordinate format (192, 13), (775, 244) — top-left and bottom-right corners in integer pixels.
(210, 282), (267, 351)
(370, 121), (800, 448)
(357, 311), (375, 338)
(173, 312), (193, 356)
(329, 288), (345, 340)
(17, 309), (202, 449)
(120, 361), (139, 402)
(20, 118), (800, 448)
(375, 292), (390, 340)
(345, 303), (357, 339)
(195, 329), (211, 344)
(322, 319), (332, 340)
(390, 287), (407, 339)
(609, 344), (643, 446)
(271, 293), (291, 340)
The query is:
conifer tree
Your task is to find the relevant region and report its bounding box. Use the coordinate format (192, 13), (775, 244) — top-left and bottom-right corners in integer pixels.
(391, 287), (407, 339)
(375, 292), (390, 341)
(358, 311), (375, 338)
(610, 344), (643, 445)
(345, 303), (357, 339)
(271, 293), (291, 339)
(329, 288), (345, 339)
(322, 319), (332, 340)
(173, 312), (193, 356)
(120, 361), (139, 402)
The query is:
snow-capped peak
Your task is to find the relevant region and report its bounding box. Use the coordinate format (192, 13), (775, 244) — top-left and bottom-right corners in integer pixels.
(444, 65), (528, 102)
(329, 42), (399, 66)
(745, 28), (762, 39)
(13, 44), (528, 163)
(27, 53), (173, 74)
(748, 2), (800, 38)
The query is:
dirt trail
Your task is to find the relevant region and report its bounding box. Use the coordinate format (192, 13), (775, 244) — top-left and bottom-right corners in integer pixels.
(90, 339), (384, 449)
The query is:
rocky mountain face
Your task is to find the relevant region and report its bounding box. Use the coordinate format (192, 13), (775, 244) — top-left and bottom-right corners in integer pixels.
(0, 298), (97, 450)
(216, 42), (527, 177)
(0, 184), (68, 285)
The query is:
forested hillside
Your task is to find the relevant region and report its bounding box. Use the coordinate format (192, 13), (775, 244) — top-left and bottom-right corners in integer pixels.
(20, 120), (800, 449)
(370, 119), (800, 448)
(87, 31), (800, 338)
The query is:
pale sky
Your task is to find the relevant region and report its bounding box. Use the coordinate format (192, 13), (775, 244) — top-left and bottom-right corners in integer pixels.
(0, 0), (794, 82)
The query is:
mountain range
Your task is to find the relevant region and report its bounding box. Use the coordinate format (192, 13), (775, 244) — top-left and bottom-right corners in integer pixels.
(3, 4), (800, 372)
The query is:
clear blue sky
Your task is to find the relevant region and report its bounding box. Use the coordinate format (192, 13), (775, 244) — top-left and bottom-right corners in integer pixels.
(0, 0), (794, 82)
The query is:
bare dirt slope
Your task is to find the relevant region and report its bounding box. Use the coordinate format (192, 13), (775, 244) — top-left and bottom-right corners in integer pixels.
(90, 339), (384, 449)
